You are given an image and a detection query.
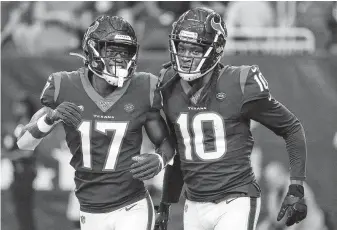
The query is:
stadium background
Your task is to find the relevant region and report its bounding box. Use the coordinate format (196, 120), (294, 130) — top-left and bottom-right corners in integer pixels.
(1, 1), (337, 230)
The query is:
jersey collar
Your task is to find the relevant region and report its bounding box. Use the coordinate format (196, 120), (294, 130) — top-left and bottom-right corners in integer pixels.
(80, 68), (131, 112)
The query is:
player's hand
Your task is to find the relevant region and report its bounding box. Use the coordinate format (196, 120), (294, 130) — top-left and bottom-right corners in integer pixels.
(154, 203), (170, 230)
(47, 102), (83, 128)
(130, 153), (163, 181)
(277, 184), (307, 226)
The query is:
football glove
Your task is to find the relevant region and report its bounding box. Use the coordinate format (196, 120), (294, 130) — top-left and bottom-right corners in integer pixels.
(130, 153), (163, 181)
(154, 203), (170, 230)
(277, 184), (307, 226)
(46, 102), (83, 128)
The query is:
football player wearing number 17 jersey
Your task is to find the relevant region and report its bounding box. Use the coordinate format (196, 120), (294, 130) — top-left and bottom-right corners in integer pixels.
(155, 7), (307, 230)
(16, 16), (175, 230)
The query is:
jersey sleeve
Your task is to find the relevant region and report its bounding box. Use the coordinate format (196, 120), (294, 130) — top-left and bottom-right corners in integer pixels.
(241, 98), (307, 180)
(40, 73), (62, 109)
(149, 73), (163, 111)
(240, 65), (270, 105)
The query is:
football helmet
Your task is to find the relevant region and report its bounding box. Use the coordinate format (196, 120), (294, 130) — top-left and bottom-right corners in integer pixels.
(81, 15), (139, 87)
(169, 7), (227, 81)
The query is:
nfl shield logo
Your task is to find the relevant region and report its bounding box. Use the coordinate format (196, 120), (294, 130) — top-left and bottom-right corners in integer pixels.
(124, 103), (135, 113)
(99, 100), (113, 112)
(216, 92), (226, 101)
(184, 204), (188, 212)
(80, 215), (85, 224)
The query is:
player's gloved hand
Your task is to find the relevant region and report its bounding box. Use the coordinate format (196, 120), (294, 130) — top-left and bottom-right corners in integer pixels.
(277, 184), (307, 226)
(130, 153), (163, 181)
(154, 203), (170, 230)
(46, 102), (83, 128)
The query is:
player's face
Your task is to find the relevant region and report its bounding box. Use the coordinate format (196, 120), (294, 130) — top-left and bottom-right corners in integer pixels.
(177, 42), (204, 72)
(100, 44), (132, 74)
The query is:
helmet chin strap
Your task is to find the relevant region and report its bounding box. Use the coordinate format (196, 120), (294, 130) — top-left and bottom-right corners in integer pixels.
(178, 56), (222, 81)
(89, 65), (128, 87)
(105, 68), (128, 87)
(179, 72), (202, 81)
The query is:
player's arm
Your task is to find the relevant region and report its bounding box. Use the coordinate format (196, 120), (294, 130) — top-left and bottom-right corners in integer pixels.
(17, 101), (83, 151)
(17, 73), (82, 150)
(242, 98), (308, 226)
(130, 110), (176, 181)
(240, 65), (307, 226)
(155, 119), (184, 230)
(145, 111), (176, 167)
(156, 68), (184, 204)
(16, 106), (55, 150)
(240, 65), (306, 183)
(130, 73), (176, 181)
(160, 116), (184, 204)
(242, 99), (307, 182)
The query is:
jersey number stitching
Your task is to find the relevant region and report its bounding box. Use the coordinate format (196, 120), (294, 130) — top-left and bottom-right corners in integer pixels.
(78, 121), (128, 171)
(176, 113), (227, 161)
(253, 72), (268, 92)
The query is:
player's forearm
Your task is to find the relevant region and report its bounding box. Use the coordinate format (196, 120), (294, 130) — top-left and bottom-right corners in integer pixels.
(155, 137), (176, 168)
(284, 122), (307, 181)
(17, 108), (55, 150)
(161, 155), (184, 204)
(145, 111), (176, 167)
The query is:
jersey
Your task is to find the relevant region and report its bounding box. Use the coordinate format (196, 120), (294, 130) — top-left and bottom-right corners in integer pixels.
(40, 67), (161, 212)
(159, 64), (270, 202)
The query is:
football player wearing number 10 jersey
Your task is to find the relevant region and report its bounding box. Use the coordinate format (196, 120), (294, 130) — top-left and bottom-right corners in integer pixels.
(155, 7), (308, 230)
(16, 16), (175, 230)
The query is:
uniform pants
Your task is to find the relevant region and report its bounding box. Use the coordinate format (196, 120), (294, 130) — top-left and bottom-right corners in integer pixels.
(184, 196), (261, 230)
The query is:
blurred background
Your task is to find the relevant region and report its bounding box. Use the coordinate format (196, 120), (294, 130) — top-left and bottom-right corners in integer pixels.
(1, 1), (337, 230)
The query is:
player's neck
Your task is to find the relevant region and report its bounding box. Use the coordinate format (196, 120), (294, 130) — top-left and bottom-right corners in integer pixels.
(90, 73), (117, 97)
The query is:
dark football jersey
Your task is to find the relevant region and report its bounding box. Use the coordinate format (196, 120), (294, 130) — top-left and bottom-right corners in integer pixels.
(160, 64), (270, 202)
(40, 67), (161, 212)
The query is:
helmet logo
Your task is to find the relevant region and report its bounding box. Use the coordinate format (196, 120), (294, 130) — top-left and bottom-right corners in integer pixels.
(211, 17), (227, 39)
(216, 92), (226, 101)
(124, 103), (135, 113)
(179, 30), (198, 43)
(216, 46), (223, 53)
(115, 34), (132, 41)
(88, 40), (96, 47)
(83, 21), (99, 50)
(92, 61), (98, 67)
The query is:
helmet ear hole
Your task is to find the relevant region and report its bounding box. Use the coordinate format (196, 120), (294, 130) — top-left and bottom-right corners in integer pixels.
(213, 15), (220, 23)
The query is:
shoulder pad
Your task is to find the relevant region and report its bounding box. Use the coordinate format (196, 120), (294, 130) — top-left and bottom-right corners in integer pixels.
(162, 62), (172, 69)
(239, 65), (270, 104)
(40, 69), (82, 108)
(66, 68), (83, 82)
(40, 72), (64, 109)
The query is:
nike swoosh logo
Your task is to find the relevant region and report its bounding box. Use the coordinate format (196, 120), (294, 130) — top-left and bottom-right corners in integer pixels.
(125, 204), (137, 211)
(226, 197), (239, 204)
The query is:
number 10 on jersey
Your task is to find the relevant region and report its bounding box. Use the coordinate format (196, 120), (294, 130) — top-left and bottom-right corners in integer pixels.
(176, 113), (227, 161)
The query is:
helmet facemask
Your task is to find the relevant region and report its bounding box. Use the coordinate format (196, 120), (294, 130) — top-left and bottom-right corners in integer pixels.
(169, 9), (227, 82)
(86, 39), (138, 87)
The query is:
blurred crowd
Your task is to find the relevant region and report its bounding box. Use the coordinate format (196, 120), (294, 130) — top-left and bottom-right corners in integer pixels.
(1, 1), (337, 56)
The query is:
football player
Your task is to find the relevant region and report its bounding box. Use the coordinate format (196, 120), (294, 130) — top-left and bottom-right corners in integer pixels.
(16, 15), (175, 230)
(155, 7), (307, 230)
